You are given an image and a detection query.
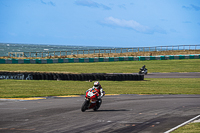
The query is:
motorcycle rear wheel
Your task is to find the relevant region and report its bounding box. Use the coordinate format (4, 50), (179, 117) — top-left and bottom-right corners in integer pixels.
(93, 99), (102, 111)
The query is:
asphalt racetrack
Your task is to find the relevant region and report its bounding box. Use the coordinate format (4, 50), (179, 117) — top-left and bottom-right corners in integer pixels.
(0, 72), (200, 133)
(145, 72), (200, 78)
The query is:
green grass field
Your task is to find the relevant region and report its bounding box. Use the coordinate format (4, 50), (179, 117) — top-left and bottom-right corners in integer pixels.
(172, 122), (200, 133)
(0, 78), (200, 98)
(0, 59), (200, 98)
(0, 59), (200, 73)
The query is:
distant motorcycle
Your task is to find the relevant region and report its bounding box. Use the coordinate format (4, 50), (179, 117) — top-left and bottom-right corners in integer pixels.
(81, 87), (105, 112)
(139, 65), (148, 75)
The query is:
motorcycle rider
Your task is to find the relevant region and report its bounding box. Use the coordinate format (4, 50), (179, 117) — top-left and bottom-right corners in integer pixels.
(139, 65), (148, 75)
(140, 65), (146, 70)
(86, 81), (105, 100)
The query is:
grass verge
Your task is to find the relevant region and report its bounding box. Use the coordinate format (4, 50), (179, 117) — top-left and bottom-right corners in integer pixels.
(0, 59), (200, 73)
(0, 78), (200, 98)
(172, 122), (200, 133)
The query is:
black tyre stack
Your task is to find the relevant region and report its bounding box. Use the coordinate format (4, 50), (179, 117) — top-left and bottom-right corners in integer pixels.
(0, 71), (144, 81)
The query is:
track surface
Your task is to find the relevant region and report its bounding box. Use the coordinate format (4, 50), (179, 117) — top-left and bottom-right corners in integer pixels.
(0, 94), (200, 133)
(145, 72), (200, 78)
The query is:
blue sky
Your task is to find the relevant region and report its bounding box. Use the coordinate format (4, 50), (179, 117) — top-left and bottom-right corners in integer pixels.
(0, 0), (200, 47)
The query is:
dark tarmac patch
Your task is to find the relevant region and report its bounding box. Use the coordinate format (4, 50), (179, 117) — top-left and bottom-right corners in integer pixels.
(145, 72), (200, 78)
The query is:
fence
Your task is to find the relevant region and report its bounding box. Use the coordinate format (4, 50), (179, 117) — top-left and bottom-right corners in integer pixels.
(1, 54), (200, 64)
(8, 44), (200, 58)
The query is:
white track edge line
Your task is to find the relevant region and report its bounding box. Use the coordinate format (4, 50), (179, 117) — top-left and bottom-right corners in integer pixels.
(164, 115), (200, 133)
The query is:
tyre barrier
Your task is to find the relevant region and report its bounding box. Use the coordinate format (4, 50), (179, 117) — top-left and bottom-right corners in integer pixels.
(0, 72), (144, 81)
(0, 71), (33, 80)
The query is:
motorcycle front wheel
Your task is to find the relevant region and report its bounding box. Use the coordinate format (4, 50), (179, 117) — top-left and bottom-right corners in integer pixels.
(81, 100), (89, 112)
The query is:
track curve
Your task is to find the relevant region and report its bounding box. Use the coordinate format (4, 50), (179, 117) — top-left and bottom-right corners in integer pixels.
(0, 94), (200, 133)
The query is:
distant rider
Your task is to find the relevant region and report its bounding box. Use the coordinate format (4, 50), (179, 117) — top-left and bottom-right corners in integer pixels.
(140, 65), (146, 70)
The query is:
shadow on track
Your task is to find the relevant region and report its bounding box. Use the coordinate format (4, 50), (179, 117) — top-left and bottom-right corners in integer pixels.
(95, 109), (130, 112)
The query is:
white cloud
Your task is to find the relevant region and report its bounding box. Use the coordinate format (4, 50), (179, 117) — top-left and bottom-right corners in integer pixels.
(182, 4), (200, 11)
(118, 4), (126, 9)
(40, 0), (55, 6)
(75, 0), (111, 10)
(99, 17), (166, 34)
(102, 17), (150, 33)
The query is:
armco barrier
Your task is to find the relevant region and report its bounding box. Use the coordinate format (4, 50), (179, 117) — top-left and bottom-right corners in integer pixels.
(0, 54), (199, 64)
(0, 72), (144, 81)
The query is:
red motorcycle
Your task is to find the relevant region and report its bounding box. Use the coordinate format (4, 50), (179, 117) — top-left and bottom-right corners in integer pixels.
(81, 87), (104, 112)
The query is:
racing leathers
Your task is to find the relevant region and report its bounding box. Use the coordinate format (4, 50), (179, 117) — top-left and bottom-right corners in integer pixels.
(86, 85), (104, 99)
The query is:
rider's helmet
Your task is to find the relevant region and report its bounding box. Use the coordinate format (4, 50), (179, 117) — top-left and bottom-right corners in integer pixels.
(93, 81), (100, 89)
